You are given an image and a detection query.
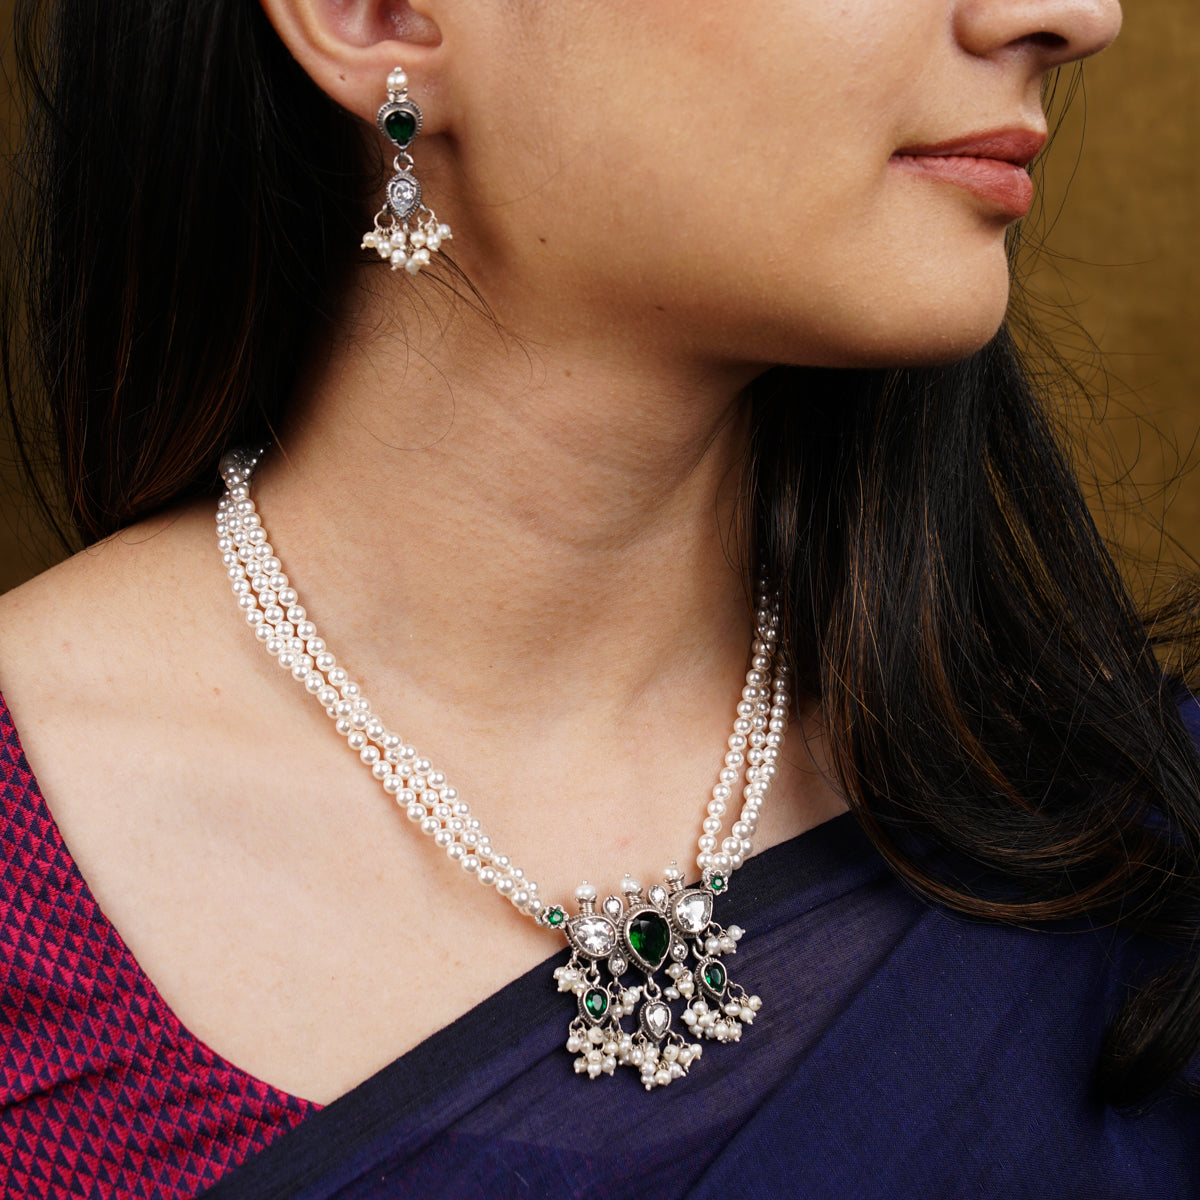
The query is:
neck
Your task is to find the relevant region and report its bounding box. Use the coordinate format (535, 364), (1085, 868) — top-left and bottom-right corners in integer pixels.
(253, 269), (761, 723)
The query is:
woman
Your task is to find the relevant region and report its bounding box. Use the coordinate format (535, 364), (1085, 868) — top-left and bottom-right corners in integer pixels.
(1, 0), (1197, 1196)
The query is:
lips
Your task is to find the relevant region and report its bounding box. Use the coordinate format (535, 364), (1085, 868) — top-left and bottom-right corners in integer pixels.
(890, 128), (1048, 218)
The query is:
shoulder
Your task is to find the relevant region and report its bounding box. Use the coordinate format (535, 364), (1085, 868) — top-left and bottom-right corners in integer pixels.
(0, 502), (273, 901)
(0, 501), (229, 745)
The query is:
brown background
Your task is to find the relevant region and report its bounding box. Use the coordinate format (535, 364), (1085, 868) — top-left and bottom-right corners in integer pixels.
(1, 0), (1197, 593)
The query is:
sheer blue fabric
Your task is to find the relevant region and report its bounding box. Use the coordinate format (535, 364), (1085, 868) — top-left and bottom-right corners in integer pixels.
(202, 810), (1200, 1200)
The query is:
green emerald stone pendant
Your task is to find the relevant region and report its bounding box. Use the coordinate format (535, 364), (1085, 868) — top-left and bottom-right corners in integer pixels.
(385, 108), (417, 145)
(625, 910), (671, 970)
(583, 987), (609, 1020)
(377, 99), (422, 148)
(702, 960), (727, 994)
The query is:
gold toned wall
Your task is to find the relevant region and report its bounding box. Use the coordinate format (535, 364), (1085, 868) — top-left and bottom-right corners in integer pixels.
(1, 2), (1198, 592)
(1029, 0), (1200, 583)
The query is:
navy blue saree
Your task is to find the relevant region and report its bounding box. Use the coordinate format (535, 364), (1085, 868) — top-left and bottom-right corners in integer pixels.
(202, 793), (1200, 1200)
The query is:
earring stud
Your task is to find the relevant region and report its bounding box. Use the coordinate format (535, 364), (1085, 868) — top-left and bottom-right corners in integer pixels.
(361, 67), (452, 275)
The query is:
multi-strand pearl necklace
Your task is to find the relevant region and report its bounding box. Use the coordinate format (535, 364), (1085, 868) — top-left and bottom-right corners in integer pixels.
(216, 448), (790, 1090)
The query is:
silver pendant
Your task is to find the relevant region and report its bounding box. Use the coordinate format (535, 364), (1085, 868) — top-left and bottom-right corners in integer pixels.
(543, 866), (761, 1090)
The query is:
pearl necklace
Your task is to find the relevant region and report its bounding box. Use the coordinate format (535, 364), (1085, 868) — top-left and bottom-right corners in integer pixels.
(216, 448), (790, 1090)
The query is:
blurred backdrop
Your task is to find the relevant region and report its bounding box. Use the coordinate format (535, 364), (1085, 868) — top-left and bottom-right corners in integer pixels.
(1, 0), (1197, 593)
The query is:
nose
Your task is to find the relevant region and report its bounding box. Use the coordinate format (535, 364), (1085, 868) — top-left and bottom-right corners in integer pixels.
(955, 0), (1122, 68)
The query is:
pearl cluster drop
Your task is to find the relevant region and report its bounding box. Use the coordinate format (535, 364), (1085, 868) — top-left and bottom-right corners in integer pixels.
(361, 219), (452, 275)
(216, 448), (787, 928)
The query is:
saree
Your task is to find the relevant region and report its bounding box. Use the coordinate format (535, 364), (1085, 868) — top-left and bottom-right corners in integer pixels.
(201, 807), (1200, 1199)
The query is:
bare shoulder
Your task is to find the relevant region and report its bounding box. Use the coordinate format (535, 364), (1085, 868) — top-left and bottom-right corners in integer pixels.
(0, 502), (226, 739)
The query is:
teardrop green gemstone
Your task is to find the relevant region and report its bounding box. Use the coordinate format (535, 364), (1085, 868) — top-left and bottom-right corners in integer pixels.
(584, 987), (609, 1018)
(704, 961), (727, 992)
(385, 109), (418, 145)
(627, 911), (671, 968)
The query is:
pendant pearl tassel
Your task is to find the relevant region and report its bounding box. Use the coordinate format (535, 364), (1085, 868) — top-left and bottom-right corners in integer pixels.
(217, 447), (788, 1090)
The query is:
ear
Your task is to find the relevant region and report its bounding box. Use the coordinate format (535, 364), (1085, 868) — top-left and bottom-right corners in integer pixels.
(257, 0), (446, 127)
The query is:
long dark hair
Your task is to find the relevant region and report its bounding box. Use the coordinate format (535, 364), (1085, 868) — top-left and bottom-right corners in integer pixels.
(4, 0), (1199, 1107)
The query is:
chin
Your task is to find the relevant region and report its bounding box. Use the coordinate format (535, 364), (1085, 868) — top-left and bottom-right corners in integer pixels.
(799, 268), (1012, 370)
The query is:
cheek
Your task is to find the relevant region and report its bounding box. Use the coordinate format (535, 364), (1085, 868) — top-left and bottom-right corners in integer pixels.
(740, 173), (1018, 367)
(452, 2), (1014, 368)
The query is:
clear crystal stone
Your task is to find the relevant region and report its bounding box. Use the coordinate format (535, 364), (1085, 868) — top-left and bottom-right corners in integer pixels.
(673, 890), (712, 934)
(643, 1001), (672, 1040)
(570, 915), (617, 957)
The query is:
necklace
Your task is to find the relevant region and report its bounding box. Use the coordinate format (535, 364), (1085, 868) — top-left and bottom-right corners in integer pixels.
(216, 448), (790, 1090)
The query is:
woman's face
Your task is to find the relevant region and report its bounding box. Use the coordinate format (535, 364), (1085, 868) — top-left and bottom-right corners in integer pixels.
(432, 0), (1123, 371)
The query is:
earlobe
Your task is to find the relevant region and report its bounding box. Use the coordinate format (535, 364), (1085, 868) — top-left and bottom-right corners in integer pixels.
(257, 0), (444, 126)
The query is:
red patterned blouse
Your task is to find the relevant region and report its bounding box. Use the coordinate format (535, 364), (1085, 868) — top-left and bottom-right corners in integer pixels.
(0, 696), (318, 1199)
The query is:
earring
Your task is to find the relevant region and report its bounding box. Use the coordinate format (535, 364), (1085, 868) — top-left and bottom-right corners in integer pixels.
(361, 66), (452, 275)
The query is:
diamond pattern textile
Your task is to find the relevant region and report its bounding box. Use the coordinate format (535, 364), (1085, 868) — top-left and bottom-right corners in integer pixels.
(0, 696), (319, 1198)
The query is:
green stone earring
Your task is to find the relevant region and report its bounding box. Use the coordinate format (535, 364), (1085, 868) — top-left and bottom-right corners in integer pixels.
(361, 66), (453, 275)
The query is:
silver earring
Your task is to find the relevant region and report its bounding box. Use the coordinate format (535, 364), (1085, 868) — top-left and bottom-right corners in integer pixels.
(361, 66), (452, 275)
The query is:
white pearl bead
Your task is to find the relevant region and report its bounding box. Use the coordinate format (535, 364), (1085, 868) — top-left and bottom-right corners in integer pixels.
(575, 882), (597, 902)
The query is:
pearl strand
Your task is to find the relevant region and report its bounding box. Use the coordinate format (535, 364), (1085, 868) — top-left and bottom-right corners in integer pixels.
(216, 449), (788, 924)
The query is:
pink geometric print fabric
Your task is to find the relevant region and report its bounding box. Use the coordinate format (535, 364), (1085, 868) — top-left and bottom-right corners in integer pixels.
(0, 697), (318, 1198)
